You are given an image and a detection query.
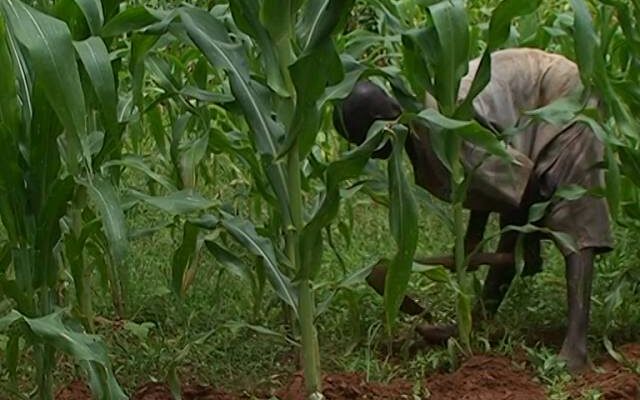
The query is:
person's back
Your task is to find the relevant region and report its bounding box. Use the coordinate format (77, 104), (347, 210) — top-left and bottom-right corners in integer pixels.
(460, 48), (589, 172)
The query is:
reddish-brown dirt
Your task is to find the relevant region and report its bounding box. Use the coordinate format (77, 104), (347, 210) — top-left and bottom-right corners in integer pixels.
(275, 372), (414, 399)
(568, 343), (640, 400)
(54, 381), (238, 400)
(424, 354), (546, 400)
(53, 344), (640, 400)
(131, 382), (237, 400)
(55, 380), (92, 400)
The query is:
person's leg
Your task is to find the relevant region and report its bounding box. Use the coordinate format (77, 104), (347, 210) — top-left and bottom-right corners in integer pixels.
(559, 248), (594, 373)
(478, 212), (524, 317)
(417, 212), (533, 342)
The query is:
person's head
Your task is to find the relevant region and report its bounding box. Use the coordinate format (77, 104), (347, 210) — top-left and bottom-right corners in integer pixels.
(333, 80), (402, 158)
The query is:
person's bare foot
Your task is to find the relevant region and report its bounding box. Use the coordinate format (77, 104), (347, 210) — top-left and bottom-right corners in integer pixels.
(559, 342), (593, 374)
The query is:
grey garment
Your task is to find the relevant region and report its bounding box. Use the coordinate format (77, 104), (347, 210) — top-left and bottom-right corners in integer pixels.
(412, 48), (613, 254)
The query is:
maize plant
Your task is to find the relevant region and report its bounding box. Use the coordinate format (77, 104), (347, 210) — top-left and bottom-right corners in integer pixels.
(0, 0), (132, 398)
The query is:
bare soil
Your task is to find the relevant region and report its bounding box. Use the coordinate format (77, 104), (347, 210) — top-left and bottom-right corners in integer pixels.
(568, 343), (640, 400)
(424, 354), (546, 400)
(54, 344), (640, 400)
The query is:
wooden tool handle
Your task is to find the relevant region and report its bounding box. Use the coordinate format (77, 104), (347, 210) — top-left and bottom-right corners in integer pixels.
(414, 252), (515, 271)
(365, 252), (515, 317)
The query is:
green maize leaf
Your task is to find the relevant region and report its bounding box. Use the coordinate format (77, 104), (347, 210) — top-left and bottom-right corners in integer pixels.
(172, 222), (201, 297)
(337, 263), (378, 289)
(618, 147), (640, 188)
(555, 184), (589, 200)
(54, 0), (91, 39)
(401, 27), (434, 103)
(318, 55), (369, 104)
(180, 86), (234, 104)
(130, 33), (160, 111)
(2, 0), (86, 174)
(297, 0), (354, 52)
(145, 104), (168, 159)
(427, 0), (469, 114)
(0, 16), (24, 244)
(574, 113), (623, 146)
(384, 126), (419, 330)
(570, 0), (600, 83)
(415, 109), (510, 160)
(301, 122), (386, 279)
(35, 176), (75, 288)
(6, 334), (19, 383)
(187, 211), (219, 230)
(0, 242), (11, 274)
(411, 184), (453, 230)
(487, 0), (543, 48)
(166, 329), (216, 399)
(178, 7), (290, 221)
(608, 2), (640, 57)
(457, 0), (542, 116)
(81, 176), (129, 270)
(100, 6), (161, 37)
(503, 223), (578, 253)
(528, 200), (552, 223)
(524, 96), (584, 125)
(605, 143), (621, 218)
(117, 93), (135, 123)
(288, 39), (343, 158)
(72, 0), (104, 35)
(179, 134), (209, 189)
(73, 37), (118, 133)
(128, 189), (216, 215)
(205, 240), (252, 284)
(0, 15), (19, 137)
(102, 155), (177, 192)
(223, 321), (299, 347)
(229, 0), (287, 96)
(4, 12), (32, 137)
(341, 29), (379, 58)
(178, 8), (284, 159)
(261, 0), (291, 43)
(0, 310), (20, 331)
(128, 220), (172, 240)
(412, 263), (451, 284)
(0, 310), (127, 399)
(603, 336), (626, 365)
(220, 212), (298, 311)
(145, 54), (181, 94)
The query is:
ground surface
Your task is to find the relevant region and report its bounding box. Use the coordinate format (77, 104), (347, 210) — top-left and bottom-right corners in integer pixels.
(3, 191), (639, 399)
(54, 344), (640, 399)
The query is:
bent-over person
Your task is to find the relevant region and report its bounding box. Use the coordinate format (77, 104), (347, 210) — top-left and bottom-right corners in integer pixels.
(333, 48), (613, 373)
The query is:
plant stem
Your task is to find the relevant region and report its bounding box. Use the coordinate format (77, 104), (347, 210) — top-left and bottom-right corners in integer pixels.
(451, 143), (472, 352)
(36, 288), (54, 400)
(70, 189), (94, 332)
(287, 144), (322, 396)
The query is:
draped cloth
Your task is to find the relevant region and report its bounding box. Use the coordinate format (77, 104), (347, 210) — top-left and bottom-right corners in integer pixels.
(410, 48), (613, 255)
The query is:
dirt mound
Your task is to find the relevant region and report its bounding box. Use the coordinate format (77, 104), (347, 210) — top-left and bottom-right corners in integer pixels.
(424, 355), (546, 400)
(569, 343), (640, 400)
(53, 345), (640, 399)
(55, 381), (236, 400)
(55, 380), (92, 400)
(277, 372), (414, 399)
(132, 382), (238, 400)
